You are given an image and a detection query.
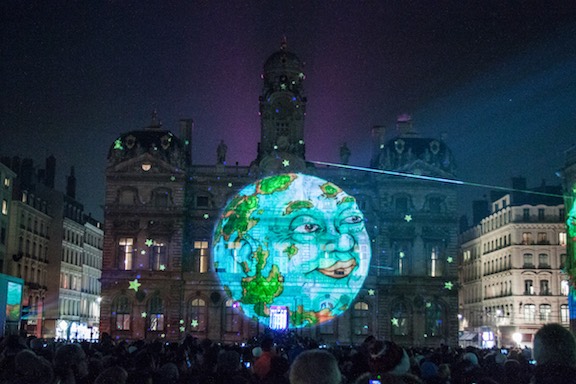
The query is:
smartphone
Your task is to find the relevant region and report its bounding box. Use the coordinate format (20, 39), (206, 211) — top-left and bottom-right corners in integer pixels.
(369, 381), (381, 384)
(500, 348), (508, 355)
(244, 361), (251, 369)
(529, 359), (536, 365)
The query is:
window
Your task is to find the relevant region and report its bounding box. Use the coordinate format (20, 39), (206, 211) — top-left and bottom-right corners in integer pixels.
(522, 232), (533, 245)
(393, 242), (410, 276)
(561, 280), (570, 296)
(148, 296), (164, 331)
(224, 299), (241, 333)
(524, 304), (536, 322)
(538, 254), (549, 268)
(523, 209), (530, 221)
(352, 302), (370, 336)
(539, 304), (551, 321)
(424, 301), (445, 337)
(560, 208), (565, 220)
(538, 209), (545, 221)
(540, 280), (550, 295)
(428, 244), (442, 277)
(152, 188), (171, 207)
(188, 298), (207, 332)
(150, 241), (167, 270)
(196, 196), (210, 208)
(559, 232), (567, 246)
(112, 296), (131, 330)
(194, 241), (210, 273)
(537, 232), (548, 244)
(561, 305), (569, 323)
(3, 177), (10, 187)
(1, 199), (7, 215)
(394, 195), (409, 212)
(391, 302), (410, 337)
(524, 280), (534, 295)
(427, 196), (444, 213)
(118, 188), (137, 205)
(523, 253), (533, 267)
(118, 238), (134, 270)
(560, 254), (567, 269)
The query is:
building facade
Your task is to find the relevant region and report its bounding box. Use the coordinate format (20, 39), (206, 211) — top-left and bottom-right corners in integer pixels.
(100, 43), (460, 347)
(459, 183), (568, 348)
(0, 156), (103, 339)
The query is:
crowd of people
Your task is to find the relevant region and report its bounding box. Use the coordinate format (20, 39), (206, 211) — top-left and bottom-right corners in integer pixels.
(1, 322), (575, 384)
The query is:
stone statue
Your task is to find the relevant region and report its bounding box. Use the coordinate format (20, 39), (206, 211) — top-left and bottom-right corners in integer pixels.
(340, 142), (351, 165)
(217, 140), (228, 164)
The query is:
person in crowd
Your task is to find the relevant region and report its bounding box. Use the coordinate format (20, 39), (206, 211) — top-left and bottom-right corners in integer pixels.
(253, 337), (276, 381)
(289, 349), (342, 384)
(53, 343), (90, 384)
(531, 322), (576, 384)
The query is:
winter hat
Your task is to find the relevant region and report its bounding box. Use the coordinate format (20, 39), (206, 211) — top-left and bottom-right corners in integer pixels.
(420, 361), (439, 379)
(463, 352), (479, 366)
(370, 340), (410, 375)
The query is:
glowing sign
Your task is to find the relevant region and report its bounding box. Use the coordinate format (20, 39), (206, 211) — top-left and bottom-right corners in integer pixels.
(213, 173), (371, 328)
(269, 306), (289, 330)
(6, 282), (22, 322)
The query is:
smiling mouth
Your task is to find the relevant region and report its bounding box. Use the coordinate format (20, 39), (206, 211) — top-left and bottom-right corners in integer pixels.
(318, 259), (358, 279)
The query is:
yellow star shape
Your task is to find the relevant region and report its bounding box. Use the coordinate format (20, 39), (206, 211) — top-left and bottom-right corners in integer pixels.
(129, 279), (141, 292)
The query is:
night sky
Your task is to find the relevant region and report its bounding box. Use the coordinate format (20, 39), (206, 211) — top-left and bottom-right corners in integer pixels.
(2, 1), (576, 221)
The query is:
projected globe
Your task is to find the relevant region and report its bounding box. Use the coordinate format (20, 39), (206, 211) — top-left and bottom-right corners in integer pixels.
(213, 173), (371, 328)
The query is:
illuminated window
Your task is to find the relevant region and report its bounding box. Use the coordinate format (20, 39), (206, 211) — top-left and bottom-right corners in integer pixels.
(1, 199), (7, 215)
(352, 301), (370, 335)
(3, 177), (10, 187)
(424, 301), (445, 337)
(148, 296), (164, 331)
(187, 298), (207, 332)
(522, 232), (533, 245)
(428, 244), (442, 277)
(559, 232), (567, 246)
(561, 280), (570, 296)
(224, 299), (241, 333)
(118, 238), (134, 270)
(112, 296), (131, 330)
(150, 241), (167, 270)
(393, 242), (410, 275)
(194, 241), (209, 273)
(561, 305), (569, 323)
(524, 304), (536, 322)
(539, 304), (551, 321)
(391, 302), (410, 336)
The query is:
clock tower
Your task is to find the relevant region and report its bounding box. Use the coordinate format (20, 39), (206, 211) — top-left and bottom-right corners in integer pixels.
(257, 39), (307, 171)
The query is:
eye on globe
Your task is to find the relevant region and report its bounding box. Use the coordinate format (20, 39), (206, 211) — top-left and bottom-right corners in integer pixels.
(212, 173), (371, 328)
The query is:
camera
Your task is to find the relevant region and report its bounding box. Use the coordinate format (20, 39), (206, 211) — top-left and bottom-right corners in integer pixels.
(244, 361), (251, 369)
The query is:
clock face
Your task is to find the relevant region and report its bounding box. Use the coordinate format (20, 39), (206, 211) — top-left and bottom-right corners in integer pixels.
(272, 97), (293, 120)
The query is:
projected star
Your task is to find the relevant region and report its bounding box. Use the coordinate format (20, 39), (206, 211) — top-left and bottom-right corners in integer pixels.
(444, 281), (454, 290)
(159, 264), (166, 271)
(145, 239), (154, 247)
(179, 319), (184, 324)
(282, 159), (290, 167)
(191, 319), (199, 328)
(179, 326), (185, 332)
(447, 256), (454, 263)
(141, 312), (147, 318)
(114, 139), (123, 150)
(129, 279), (141, 292)
(228, 182), (233, 187)
(404, 215), (412, 222)
(170, 176), (176, 181)
(203, 213), (209, 219)
(298, 140), (304, 145)
(368, 289), (375, 296)
(391, 318), (399, 327)
(426, 302), (432, 308)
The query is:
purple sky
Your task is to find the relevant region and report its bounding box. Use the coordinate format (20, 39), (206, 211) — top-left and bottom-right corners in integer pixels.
(1, 1), (576, 221)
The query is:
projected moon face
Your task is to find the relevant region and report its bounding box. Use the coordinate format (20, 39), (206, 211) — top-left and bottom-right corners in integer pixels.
(213, 173), (371, 328)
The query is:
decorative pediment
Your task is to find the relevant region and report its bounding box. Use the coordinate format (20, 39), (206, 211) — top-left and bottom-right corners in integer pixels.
(109, 153), (184, 175)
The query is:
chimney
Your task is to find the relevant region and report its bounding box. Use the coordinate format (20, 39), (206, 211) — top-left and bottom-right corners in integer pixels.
(66, 166), (76, 199)
(21, 158), (35, 188)
(45, 155), (56, 188)
(179, 118), (193, 165)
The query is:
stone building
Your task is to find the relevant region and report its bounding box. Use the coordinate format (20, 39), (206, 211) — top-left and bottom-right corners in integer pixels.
(100, 43), (460, 347)
(459, 180), (568, 348)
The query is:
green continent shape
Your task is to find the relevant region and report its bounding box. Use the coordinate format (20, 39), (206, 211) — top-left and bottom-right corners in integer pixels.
(220, 195), (259, 241)
(320, 182), (342, 199)
(290, 306), (318, 327)
(284, 244), (299, 260)
(257, 174), (296, 194)
(338, 196), (356, 205)
(284, 200), (314, 215)
(240, 264), (284, 305)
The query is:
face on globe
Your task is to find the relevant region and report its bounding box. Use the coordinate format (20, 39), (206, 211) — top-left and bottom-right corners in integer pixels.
(213, 173), (371, 328)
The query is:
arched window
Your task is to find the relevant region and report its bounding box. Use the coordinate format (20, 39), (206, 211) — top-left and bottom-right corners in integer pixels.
(424, 301), (446, 338)
(150, 240), (168, 270)
(148, 295), (164, 331)
(151, 188), (172, 207)
(118, 237), (134, 270)
(352, 301), (370, 335)
(112, 296), (131, 330)
(187, 298), (207, 332)
(391, 301), (410, 336)
(561, 305), (569, 323)
(224, 299), (241, 333)
(118, 188), (138, 206)
(539, 304), (551, 321)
